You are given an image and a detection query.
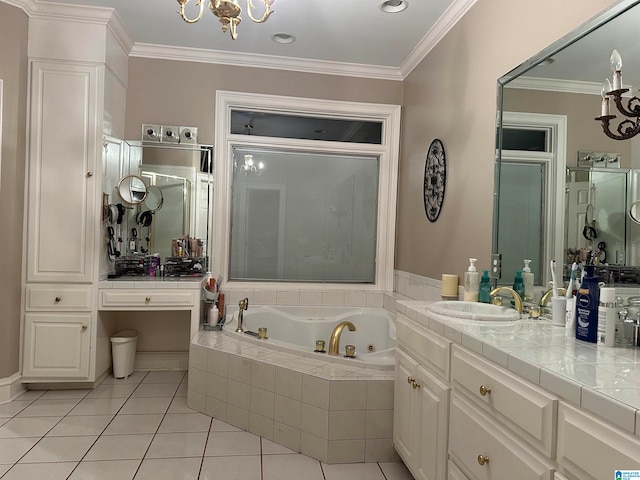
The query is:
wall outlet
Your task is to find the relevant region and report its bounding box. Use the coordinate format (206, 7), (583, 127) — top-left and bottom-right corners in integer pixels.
(490, 253), (502, 279)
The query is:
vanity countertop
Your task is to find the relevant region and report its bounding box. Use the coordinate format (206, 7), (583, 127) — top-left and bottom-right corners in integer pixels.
(398, 299), (640, 436)
(99, 277), (204, 289)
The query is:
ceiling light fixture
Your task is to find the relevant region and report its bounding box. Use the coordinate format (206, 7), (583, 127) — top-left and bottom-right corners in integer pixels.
(595, 49), (640, 140)
(176, 0), (275, 40)
(271, 33), (295, 44)
(379, 0), (408, 14)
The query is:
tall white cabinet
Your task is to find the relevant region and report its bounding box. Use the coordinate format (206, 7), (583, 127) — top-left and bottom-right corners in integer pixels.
(21, 13), (129, 384)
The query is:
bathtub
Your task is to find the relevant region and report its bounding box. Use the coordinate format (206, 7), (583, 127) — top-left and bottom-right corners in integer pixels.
(222, 305), (396, 370)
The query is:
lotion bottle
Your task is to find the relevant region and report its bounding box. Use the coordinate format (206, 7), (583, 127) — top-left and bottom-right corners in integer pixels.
(464, 258), (480, 302)
(597, 287), (616, 347)
(522, 259), (535, 302)
(575, 265), (600, 343)
(478, 270), (492, 304)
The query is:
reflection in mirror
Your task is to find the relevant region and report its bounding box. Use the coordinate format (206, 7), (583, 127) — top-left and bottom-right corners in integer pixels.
(117, 175), (148, 205)
(144, 185), (164, 212)
(494, 0), (640, 287)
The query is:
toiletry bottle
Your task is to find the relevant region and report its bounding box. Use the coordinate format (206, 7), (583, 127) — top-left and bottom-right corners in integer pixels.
(512, 271), (525, 303)
(478, 270), (492, 304)
(575, 265), (600, 343)
(522, 260), (534, 302)
(597, 287), (616, 347)
(463, 258), (480, 302)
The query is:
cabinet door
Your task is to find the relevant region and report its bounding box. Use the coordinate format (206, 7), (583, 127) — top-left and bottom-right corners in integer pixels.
(26, 61), (100, 283)
(448, 461), (470, 480)
(23, 313), (91, 378)
(394, 348), (418, 466)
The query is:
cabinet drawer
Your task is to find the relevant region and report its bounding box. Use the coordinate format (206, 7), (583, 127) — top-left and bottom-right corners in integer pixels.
(397, 315), (450, 380)
(449, 393), (553, 480)
(100, 289), (196, 308)
(451, 345), (556, 456)
(26, 285), (93, 311)
(557, 402), (640, 480)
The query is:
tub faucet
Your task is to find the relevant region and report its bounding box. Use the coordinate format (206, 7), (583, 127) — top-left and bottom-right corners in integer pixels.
(489, 287), (524, 313)
(236, 298), (249, 333)
(328, 321), (356, 356)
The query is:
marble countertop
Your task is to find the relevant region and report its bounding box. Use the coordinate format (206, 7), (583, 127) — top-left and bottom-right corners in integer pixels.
(398, 299), (640, 437)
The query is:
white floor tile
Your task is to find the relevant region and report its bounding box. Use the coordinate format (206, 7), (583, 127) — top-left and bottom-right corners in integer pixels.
(101, 371), (149, 385)
(86, 384), (138, 399)
(204, 431), (261, 457)
(120, 397), (172, 415)
(68, 459), (141, 480)
(0, 464), (11, 476)
(0, 437), (40, 464)
(378, 461), (414, 480)
(146, 432), (208, 459)
(83, 434), (154, 461)
(14, 391), (45, 401)
(167, 396), (196, 414)
(142, 371), (186, 384)
(16, 399), (79, 418)
(262, 453), (324, 480)
(135, 457), (202, 480)
(39, 389), (91, 400)
(157, 413), (211, 433)
(0, 401), (32, 418)
(322, 462), (386, 480)
(19, 435), (97, 463)
(262, 438), (297, 455)
(0, 416), (61, 438)
(103, 414), (164, 435)
(68, 398), (127, 416)
(46, 415), (113, 437)
(1, 461), (77, 480)
(210, 418), (242, 432)
(200, 455), (261, 480)
(132, 383), (179, 398)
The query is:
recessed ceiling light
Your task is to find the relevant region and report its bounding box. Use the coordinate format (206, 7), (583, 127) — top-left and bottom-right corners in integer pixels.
(271, 33), (296, 44)
(379, 0), (408, 13)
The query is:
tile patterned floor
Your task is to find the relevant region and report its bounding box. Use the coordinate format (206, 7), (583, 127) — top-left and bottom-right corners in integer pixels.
(0, 370), (414, 480)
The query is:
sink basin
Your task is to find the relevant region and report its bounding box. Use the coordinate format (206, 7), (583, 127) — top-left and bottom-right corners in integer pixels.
(427, 301), (521, 322)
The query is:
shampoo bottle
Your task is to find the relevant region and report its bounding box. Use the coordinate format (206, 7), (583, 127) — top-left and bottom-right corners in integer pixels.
(522, 260), (534, 302)
(478, 270), (492, 304)
(575, 265), (600, 343)
(597, 287), (616, 347)
(464, 258), (480, 302)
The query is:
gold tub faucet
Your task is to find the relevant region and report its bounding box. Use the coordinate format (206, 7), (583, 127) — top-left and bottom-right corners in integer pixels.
(235, 298), (249, 333)
(328, 321), (356, 356)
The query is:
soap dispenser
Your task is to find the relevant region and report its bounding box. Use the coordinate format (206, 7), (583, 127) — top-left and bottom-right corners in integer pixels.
(513, 271), (525, 301)
(522, 260), (534, 302)
(478, 270), (492, 304)
(464, 258), (480, 302)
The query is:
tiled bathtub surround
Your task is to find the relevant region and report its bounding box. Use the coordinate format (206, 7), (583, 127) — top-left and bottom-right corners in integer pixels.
(188, 332), (396, 464)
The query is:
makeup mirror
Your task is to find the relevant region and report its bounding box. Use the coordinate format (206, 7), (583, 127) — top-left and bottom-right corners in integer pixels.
(116, 174), (148, 205)
(144, 185), (164, 213)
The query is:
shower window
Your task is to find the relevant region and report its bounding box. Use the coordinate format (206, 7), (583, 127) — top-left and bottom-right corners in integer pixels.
(229, 147), (379, 283)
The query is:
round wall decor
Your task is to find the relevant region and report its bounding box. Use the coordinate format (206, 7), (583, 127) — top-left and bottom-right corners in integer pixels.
(423, 138), (447, 222)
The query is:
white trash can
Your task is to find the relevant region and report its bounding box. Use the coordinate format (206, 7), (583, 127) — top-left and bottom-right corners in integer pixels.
(110, 330), (139, 379)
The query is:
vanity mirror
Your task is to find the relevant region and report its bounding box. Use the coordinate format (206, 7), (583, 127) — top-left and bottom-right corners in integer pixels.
(494, 0), (640, 287)
(144, 185), (164, 213)
(116, 174), (148, 205)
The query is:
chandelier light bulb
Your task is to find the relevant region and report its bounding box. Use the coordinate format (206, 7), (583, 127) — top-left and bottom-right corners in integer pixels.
(611, 49), (623, 90)
(601, 78), (612, 98)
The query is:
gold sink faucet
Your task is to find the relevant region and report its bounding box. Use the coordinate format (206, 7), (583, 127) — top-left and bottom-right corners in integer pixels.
(235, 297), (249, 333)
(539, 287), (567, 307)
(489, 287), (524, 313)
(328, 321), (356, 356)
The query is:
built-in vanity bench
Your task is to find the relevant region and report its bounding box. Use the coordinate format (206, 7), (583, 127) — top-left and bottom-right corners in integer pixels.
(395, 300), (640, 480)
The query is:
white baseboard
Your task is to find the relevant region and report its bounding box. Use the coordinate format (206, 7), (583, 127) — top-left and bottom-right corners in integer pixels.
(0, 373), (25, 404)
(134, 352), (189, 371)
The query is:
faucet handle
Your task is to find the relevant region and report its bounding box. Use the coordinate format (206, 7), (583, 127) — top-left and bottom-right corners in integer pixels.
(239, 297), (249, 310)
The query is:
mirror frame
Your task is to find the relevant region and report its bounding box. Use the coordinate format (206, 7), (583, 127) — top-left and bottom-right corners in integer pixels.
(144, 185), (164, 213)
(116, 174), (148, 206)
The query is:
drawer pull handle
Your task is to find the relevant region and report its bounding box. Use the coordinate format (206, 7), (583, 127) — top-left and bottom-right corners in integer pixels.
(145, 297), (151, 303)
(81, 324), (88, 331)
(477, 454), (489, 466)
(54, 296), (61, 303)
(407, 376), (414, 385)
(411, 380), (420, 389)
(479, 385), (492, 396)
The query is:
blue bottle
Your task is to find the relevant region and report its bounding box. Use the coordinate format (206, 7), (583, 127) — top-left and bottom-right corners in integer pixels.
(478, 270), (492, 304)
(575, 265), (600, 343)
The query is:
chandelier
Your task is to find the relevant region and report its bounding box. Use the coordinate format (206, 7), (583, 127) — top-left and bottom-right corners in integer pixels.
(236, 155), (264, 176)
(595, 49), (640, 140)
(176, 0), (275, 40)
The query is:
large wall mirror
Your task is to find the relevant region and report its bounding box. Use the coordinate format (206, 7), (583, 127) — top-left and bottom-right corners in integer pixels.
(494, 0), (640, 288)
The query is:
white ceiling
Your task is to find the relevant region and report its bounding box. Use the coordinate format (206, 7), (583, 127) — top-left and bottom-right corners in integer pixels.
(31, 0), (474, 80)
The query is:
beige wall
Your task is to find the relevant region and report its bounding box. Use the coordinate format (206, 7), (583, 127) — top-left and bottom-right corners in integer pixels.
(0, 2), (28, 378)
(395, 0), (618, 281)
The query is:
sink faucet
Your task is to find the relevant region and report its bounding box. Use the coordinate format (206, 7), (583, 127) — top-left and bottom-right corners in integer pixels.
(235, 298), (249, 333)
(539, 287), (567, 307)
(328, 321), (356, 356)
(490, 287), (524, 313)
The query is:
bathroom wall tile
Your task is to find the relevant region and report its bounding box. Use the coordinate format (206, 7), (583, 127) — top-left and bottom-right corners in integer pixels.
(205, 396), (227, 421)
(276, 291), (300, 305)
(327, 439), (365, 463)
(187, 367), (206, 394)
(226, 290), (254, 307)
(482, 342), (509, 368)
(300, 403), (329, 439)
(299, 291), (323, 306)
(366, 380), (394, 410)
(274, 394), (302, 428)
(189, 344), (207, 370)
(227, 380), (250, 411)
(275, 367), (302, 401)
(328, 410), (366, 440)
(344, 293), (367, 307)
(365, 409), (393, 439)
(540, 368), (582, 404)
(300, 431), (328, 463)
(365, 439), (401, 463)
(206, 372), (228, 403)
(366, 293), (384, 308)
(251, 361), (276, 392)
(248, 412), (274, 441)
(228, 354), (252, 384)
(226, 405), (249, 431)
(187, 390), (205, 412)
(254, 290), (276, 305)
(274, 421), (301, 452)
(329, 381), (366, 411)
(250, 386), (275, 419)
(322, 292), (345, 307)
(207, 349), (229, 378)
(383, 294), (397, 313)
(581, 388), (636, 434)
(301, 375), (330, 409)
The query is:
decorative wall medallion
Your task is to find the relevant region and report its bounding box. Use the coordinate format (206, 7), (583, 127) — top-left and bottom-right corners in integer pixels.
(423, 138), (446, 222)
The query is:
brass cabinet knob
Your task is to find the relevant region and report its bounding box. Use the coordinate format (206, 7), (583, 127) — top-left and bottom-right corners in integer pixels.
(479, 385), (492, 396)
(407, 376), (414, 385)
(81, 324), (88, 331)
(86, 171), (93, 177)
(145, 297), (151, 303)
(54, 296), (61, 303)
(477, 454), (489, 465)
(411, 380), (420, 389)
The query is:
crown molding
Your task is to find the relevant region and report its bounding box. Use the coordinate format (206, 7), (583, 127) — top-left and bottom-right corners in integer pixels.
(130, 43), (404, 81)
(399, 0), (477, 79)
(508, 76), (633, 97)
